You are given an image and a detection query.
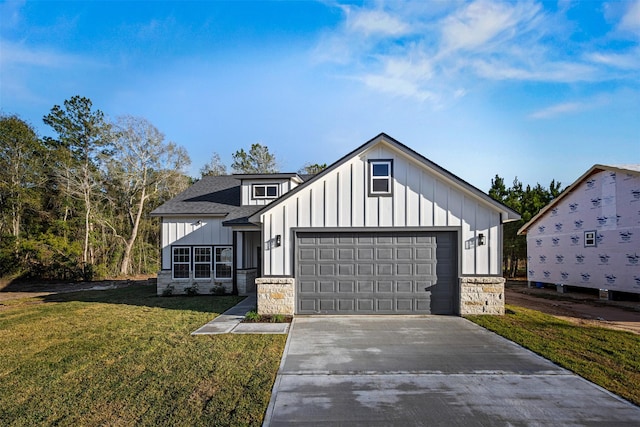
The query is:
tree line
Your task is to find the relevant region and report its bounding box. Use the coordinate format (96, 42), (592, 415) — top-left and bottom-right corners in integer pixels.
(0, 96), (326, 282)
(489, 175), (563, 277)
(2, 94), (558, 282)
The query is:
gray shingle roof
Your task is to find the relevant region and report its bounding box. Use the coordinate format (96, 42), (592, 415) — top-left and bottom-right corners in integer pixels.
(150, 175), (261, 221)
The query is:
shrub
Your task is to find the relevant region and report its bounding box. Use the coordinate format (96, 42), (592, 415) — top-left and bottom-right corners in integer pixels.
(210, 283), (226, 295)
(245, 310), (261, 322)
(161, 284), (174, 297)
(184, 283), (199, 296)
(271, 314), (285, 323)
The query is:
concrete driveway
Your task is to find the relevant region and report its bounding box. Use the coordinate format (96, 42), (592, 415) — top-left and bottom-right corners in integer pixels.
(263, 316), (640, 426)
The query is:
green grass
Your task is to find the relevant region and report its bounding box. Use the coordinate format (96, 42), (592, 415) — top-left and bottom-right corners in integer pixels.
(467, 305), (640, 406)
(0, 286), (286, 426)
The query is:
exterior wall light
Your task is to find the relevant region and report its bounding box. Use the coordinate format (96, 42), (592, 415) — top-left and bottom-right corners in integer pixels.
(478, 233), (485, 246)
(276, 235), (281, 247)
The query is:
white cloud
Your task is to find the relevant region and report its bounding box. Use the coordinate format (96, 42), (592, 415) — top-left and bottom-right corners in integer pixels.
(346, 8), (410, 36)
(0, 39), (87, 68)
(472, 58), (599, 82)
(586, 49), (640, 70)
(528, 102), (585, 119)
(440, 0), (542, 53)
(618, 0), (640, 33)
(314, 1), (639, 106)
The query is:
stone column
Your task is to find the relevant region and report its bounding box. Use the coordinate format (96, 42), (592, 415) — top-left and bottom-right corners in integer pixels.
(256, 278), (295, 315)
(460, 276), (505, 315)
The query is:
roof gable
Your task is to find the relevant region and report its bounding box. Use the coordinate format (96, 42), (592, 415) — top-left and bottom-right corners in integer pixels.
(249, 133), (520, 223)
(517, 164), (640, 235)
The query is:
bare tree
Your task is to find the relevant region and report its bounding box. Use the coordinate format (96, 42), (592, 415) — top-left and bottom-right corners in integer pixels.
(200, 152), (227, 177)
(107, 115), (191, 276)
(43, 96), (112, 276)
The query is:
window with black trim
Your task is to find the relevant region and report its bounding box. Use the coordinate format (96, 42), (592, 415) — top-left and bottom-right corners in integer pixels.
(215, 246), (233, 279)
(584, 231), (597, 247)
(369, 159), (393, 195)
(253, 184), (279, 199)
(172, 246), (191, 279)
(193, 247), (212, 279)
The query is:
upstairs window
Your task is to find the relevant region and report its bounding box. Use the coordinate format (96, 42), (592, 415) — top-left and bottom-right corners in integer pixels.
(584, 231), (597, 247)
(253, 184), (279, 199)
(369, 160), (393, 196)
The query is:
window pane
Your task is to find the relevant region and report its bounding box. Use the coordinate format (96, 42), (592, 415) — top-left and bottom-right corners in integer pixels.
(372, 178), (389, 193)
(194, 264), (210, 279)
(173, 247), (190, 262)
(194, 247), (211, 262)
(216, 264), (232, 278)
(372, 163), (389, 176)
(254, 186), (265, 197)
(266, 186), (278, 197)
(174, 264), (190, 279)
(216, 247), (233, 263)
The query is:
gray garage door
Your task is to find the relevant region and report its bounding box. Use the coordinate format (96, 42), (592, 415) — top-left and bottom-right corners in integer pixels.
(296, 231), (457, 315)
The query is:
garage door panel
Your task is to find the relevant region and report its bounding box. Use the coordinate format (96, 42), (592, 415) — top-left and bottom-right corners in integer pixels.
(319, 249), (335, 260)
(377, 281), (393, 293)
(299, 281), (316, 293)
(377, 264), (393, 275)
(376, 248), (393, 259)
(396, 248), (413, 260)
(357, 248), (374, 260)
(396, 263), (412, 275)
(296, 231), (457, 315)
(357, 281), (374, 292)
(299, 248), (316, 260)
(319, 265), (335, 275)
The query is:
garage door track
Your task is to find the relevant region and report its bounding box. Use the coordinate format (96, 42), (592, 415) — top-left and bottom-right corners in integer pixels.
(264, 316), (640, 426)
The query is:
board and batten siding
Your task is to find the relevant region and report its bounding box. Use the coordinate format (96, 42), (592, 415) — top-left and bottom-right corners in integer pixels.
(160, 217), (232, 269)
(260, 144), (501, 276)
(241, 179), (300, 206)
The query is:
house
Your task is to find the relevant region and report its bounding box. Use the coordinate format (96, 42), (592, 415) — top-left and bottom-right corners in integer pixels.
(151, 133), (521, 315)
(518, 165), (640, 298)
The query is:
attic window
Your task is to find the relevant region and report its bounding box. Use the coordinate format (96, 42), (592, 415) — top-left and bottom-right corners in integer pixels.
(584, 230), (597, 247)
(369, 159), (393, 196)
(253, 184), (279, 199)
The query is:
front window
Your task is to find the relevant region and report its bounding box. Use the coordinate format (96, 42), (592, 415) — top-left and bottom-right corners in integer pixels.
(194, 247), (212, 279)
(369, 160), (393, 195)
(253, 184), (279, 199)
(172, 247), (190, 279)
(215, 246), (233, 279)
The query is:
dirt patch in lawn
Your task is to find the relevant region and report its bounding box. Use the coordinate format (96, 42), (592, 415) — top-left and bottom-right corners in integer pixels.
(506, 280), (640, 335)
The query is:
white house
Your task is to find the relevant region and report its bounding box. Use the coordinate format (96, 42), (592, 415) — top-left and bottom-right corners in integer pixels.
(151, 133), (520, 315)
(518, 165), (640, 298)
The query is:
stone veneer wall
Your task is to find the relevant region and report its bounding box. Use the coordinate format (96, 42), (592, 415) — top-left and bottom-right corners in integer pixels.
(237, 269), (257, 296)
(256, 277), (295, 315)
(156, 270), (233, 296)
(460, 276), (505, 315)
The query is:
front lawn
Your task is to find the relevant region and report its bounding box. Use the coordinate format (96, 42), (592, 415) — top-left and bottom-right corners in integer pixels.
(0, 285), (286, 426)
(467, 305), (640, 407)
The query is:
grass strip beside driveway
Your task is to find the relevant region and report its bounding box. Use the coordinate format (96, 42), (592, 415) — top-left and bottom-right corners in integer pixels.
(0, 286), (286, 426)
(467, 304), (640, 407)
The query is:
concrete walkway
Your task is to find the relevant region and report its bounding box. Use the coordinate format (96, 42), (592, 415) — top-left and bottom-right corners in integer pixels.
(264, 316), (640, 426)
(191, 294), (289, 335)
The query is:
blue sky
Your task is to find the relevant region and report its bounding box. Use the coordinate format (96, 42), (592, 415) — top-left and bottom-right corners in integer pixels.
(1, 0), (639, 191)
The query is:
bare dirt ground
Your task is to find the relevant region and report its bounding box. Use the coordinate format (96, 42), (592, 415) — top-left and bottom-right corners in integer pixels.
(506, 280), (640, 335)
